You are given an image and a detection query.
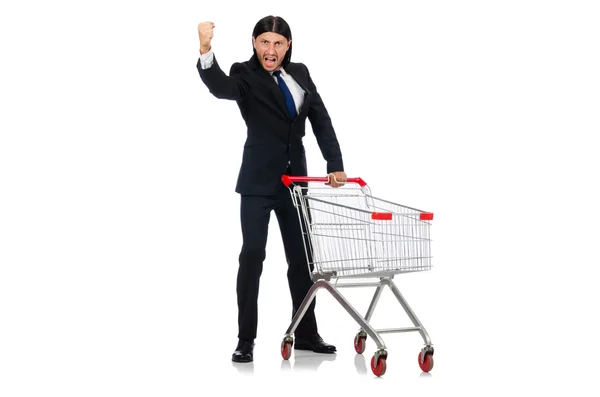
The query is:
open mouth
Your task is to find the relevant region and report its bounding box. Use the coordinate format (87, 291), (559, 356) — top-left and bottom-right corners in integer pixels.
(264, 56), (277, 67)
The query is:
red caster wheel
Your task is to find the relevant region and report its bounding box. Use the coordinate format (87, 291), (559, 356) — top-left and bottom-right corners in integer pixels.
(418, 351), (434, 372)
(353, 335), (366, 354)
(281, 340), (292, 360)
(370, 354), (387, 377)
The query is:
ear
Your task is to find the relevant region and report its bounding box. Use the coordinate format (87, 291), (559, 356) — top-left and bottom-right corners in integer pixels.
(287, 39), (292, 49)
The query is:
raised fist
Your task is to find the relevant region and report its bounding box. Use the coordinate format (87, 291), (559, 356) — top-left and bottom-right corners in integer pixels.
(198, 21), (215, 54)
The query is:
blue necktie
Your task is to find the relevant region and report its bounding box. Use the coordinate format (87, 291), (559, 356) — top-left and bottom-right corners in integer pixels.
(273, 70), (297, 120)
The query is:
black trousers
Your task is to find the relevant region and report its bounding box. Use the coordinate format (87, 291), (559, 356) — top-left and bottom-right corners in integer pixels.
(236, 183), (317, 341)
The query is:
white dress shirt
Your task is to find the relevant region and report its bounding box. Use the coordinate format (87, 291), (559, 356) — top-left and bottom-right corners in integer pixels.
(199, 50), (305, 113)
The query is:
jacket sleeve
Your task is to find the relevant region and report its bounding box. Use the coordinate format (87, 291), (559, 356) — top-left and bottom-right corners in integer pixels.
(196, 55), (249, 101)
(304, 64), (344, 173)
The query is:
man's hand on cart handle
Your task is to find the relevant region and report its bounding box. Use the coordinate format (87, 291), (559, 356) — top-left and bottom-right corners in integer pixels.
(326, 171), (347, 188)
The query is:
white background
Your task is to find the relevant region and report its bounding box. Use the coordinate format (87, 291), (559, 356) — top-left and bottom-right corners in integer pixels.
(1, 0), (599, 395)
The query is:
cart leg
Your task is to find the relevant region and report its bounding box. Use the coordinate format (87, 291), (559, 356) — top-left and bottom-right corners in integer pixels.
(364, 284), (384, 323)
(323, 282), (387, 350)
(320, 281), (389, 374)
(383, 278), (433, 349)
(283, 280), (387, 350)
(284, 280), (321, 337)
(354, 283), (384, 351)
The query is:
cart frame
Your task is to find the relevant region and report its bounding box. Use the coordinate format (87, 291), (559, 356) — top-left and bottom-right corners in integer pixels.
(279, 175), (435, 377)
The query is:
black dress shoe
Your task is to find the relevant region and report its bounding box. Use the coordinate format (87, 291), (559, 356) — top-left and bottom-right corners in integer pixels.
(294, 333), (336, 353)
(232, 339), (254, 363)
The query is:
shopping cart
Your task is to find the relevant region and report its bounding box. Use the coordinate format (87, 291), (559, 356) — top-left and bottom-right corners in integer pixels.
(279, 175), (435, 377)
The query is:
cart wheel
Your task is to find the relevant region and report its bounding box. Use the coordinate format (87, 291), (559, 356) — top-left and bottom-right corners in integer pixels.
(281, 340), (292, 360)
(418, 351), (434, 372)
(370, 355), (387, 377)
(354, 335), (366, 354)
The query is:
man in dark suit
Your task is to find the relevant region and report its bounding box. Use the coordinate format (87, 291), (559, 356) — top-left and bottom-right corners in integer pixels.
(196, 15), (347, 363)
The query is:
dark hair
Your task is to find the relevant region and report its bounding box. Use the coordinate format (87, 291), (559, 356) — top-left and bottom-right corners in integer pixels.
(252, 15), (293, 66)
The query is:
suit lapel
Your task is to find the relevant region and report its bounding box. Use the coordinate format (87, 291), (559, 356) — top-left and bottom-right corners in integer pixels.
(249, 55), (290, 119)
(248, 56), (314, 120)
(286, 64), (312, 118)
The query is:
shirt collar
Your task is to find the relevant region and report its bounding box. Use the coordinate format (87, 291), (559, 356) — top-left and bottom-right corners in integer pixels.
(270, 67), (288, 76)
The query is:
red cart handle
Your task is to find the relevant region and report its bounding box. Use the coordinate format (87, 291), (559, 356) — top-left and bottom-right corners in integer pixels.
(282, 175), (367, 187)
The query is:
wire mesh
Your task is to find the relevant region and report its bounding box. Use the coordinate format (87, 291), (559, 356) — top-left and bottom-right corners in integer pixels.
(290, 183), (433, 278)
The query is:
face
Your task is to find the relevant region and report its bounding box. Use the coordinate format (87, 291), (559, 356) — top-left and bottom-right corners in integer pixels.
(252, 32), (291, 72)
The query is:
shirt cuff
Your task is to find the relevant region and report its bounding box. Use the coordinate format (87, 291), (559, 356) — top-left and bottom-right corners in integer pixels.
(199, 49), (214, 69)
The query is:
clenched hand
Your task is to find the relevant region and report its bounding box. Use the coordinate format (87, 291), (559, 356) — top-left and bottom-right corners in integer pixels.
(198, 21), (215, 54)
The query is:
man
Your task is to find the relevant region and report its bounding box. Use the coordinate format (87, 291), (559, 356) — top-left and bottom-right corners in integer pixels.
(196, 15), (347, 363)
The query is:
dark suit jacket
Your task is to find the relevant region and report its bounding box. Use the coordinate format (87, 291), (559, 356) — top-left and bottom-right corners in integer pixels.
(196, 53), (344, 196)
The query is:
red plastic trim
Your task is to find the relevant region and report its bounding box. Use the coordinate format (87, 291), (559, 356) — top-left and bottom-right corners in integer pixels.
(352, 177), (367, 187)
(420, 212), (434, 221)
(372, 212), (393, 220)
